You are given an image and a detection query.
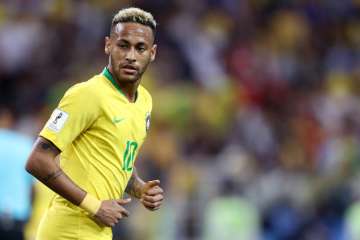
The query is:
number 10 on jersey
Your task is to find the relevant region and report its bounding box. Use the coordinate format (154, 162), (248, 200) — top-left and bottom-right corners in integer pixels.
(122, 140), (138, 171)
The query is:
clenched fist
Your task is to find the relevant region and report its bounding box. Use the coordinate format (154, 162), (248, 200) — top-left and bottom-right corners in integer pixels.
(140, 180), (164, 211)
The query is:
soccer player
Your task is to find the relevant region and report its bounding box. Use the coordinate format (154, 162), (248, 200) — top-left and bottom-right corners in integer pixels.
(25, 7), (164, 240)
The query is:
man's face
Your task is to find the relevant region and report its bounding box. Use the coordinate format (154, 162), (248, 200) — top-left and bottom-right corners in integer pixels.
(105, 22), (156, 83)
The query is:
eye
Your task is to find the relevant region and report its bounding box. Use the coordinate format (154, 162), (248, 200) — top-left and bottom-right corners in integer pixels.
(136, 45), (146, 53)
(118, 43), (128, 49)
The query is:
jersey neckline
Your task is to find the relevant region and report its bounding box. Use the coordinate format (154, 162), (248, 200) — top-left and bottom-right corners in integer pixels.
(102, 67), (138, 103)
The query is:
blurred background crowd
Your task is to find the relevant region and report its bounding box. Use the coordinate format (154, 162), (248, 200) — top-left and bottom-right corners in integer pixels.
(1, 0), (360, 239)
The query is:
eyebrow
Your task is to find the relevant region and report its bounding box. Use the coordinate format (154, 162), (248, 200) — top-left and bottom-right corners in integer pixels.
(116, 38), (148, 46)
(116, 39), (130, 43)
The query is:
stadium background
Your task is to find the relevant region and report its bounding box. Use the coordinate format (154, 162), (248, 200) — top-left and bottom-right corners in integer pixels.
(1, 0), (360, 239)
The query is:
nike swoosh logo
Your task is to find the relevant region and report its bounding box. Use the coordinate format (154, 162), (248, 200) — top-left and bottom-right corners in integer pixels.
(113, 117), (124, 124)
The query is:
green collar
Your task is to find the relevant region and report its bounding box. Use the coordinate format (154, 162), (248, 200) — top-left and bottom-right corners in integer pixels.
(102, 67), (138, 102)
(102, 67), (126, 97)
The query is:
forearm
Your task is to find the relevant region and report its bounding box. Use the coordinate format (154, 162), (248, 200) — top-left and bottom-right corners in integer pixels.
(125, 167), (145, 199)
(39, 166), (86, 206)
(26, 137), (86, 205)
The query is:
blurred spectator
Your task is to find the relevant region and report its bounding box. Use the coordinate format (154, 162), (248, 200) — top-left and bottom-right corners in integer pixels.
(24, 180), (53, 240)
(203, 178), (260, 240)
(345, 201), (360, 240)
(1, 0), (360, 239)
(0, 107), (33, 240)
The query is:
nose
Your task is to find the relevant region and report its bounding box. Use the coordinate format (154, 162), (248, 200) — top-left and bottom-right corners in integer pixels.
(125, 48), (136, 62)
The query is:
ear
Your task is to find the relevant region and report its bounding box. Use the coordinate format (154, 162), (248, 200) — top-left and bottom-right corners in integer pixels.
(150, 44), (157, 62)
(105, 36), (111, 55)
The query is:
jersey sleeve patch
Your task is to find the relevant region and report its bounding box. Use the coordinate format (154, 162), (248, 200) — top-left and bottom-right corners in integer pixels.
(46, 108), (69, 133)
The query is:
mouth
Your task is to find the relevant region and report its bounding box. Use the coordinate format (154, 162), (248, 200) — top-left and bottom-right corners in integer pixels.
(121, 64), (139, 75)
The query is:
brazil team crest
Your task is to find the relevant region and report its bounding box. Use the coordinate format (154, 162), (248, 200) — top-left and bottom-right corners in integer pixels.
(145, 112), (151, 131)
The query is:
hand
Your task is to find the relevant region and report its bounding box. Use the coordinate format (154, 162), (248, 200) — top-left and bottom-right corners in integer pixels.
(140, 180), (164, 211)
(94, 198), (131, 227)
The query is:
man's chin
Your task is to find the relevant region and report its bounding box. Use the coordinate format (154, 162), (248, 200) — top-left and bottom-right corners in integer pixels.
(118, 73), (139, 83)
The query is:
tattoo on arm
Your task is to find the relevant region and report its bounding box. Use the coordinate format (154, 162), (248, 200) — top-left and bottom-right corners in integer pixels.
(35, 137), (61, 156)
(40, 142), (54, 150)
(42, 169), (63, 183)
(125, 173), (143, 198)
(34, 137), (62, 182)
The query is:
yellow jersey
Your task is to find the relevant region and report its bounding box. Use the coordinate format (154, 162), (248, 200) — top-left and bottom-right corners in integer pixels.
(37, 68), (152, 239)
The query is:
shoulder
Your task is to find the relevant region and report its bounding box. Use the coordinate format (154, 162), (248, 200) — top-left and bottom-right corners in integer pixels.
(61, 74), (106, 105)
(65, 75), (101, 97)
(57, 74), (104, 113)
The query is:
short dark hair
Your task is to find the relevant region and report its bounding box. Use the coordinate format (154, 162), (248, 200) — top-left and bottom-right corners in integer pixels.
(111, 7), (156, 36)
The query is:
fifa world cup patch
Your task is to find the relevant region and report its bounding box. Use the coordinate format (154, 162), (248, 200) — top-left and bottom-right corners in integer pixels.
(46, 109), (69, 132)
(145, 112), (151, 132)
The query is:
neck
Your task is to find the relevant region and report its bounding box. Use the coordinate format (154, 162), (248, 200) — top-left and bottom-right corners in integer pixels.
(107, 65), (139, 102)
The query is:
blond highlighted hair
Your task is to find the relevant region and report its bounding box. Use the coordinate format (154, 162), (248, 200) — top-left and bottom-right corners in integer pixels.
(111, 7), (156, 34)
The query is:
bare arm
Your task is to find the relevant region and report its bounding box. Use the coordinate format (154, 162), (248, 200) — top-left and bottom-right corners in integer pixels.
(25, 136), (86, 205)
(125, 167), (145, 199)
(125, 167), (164, 211)
(25, 136), (131, 226)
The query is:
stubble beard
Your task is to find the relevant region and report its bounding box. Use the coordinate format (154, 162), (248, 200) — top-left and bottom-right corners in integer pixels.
(110, 56), (144, 84)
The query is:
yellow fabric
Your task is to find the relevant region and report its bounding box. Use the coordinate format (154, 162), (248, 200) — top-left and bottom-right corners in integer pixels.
(79, 193), (101, 216)
(36, 202), (112, 240)
(37, 69), (152, 240)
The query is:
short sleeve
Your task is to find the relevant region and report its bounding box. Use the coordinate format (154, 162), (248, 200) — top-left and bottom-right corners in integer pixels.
(39, 82), (101, 151)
